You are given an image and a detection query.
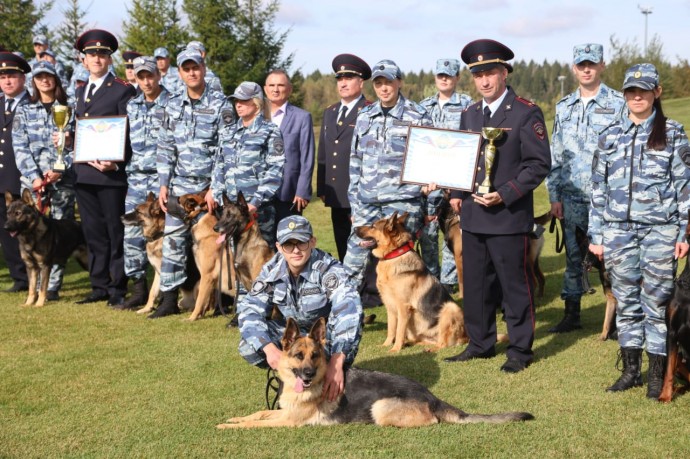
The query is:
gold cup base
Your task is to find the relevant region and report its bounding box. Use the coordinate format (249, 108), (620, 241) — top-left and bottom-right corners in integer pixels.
(477, 185), (491, 195)
(52, 162), (67, 172)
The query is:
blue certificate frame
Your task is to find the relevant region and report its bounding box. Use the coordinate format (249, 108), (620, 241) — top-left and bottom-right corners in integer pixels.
(400, 126), (482, 192)
(73, 115), (127, 163)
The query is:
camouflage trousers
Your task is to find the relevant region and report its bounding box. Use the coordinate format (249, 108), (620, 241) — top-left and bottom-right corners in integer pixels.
(419, 218), (458, 284)
(21, 183), (75, 292)
(604, 224), (677, 355)
(560, 198), (589, 300)
(238, 318), (356, 368)
(343, 199), (423, 286)
(123, 172), (159, 279)
(160, 178), (209, 291)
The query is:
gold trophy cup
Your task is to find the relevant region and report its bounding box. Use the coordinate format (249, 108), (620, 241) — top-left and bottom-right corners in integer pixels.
(477, 127), (504, 195)
(51, 104), (71, 172)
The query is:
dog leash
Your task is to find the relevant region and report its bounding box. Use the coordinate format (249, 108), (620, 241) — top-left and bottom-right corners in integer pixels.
(32, 179), (51, 216)
(265, 368), (282, 410)
(549, 217), (565, 253)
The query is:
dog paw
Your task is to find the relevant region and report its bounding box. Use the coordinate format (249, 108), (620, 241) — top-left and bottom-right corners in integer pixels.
(388, 346), (403, 353)
(216, 423), (237, 429)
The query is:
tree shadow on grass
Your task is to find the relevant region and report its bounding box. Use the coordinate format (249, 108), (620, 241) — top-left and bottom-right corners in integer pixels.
(355, 349), (441, 388)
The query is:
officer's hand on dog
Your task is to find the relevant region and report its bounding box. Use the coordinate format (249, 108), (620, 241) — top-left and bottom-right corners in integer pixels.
(264, 343), (283, 370)
(589, 244), (604, 261)
(472, 192), (503, 207)
(205, 191), (217, 212)
(323, 353), (346, 402)
(450, 198), (462, 214)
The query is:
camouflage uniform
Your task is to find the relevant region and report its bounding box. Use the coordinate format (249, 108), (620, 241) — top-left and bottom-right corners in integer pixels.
(124, 86), (171, 280)
(160, 66), (183, 95)
(238, 245), (363, 368)
(343, 89), (433, 284)
(590, 111), (690, 355)
(12, 97), (76, 292)
(211, 112), (285, 246)
(204, 68), (223, 95)
(547, 82), (625, 300)
(418, 89), (473, 282)
(157, 84), (235, 291)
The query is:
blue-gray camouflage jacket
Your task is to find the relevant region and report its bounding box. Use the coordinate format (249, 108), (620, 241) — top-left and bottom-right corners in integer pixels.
(348, 94), (432, 211)
(157, 86), (235, 190)
(590, 110), (690, 244)
(239, 248), (363, 358)
(211, 113), (285, 208)
(126, 87), (171, 174)
(548, 83), (626, 203)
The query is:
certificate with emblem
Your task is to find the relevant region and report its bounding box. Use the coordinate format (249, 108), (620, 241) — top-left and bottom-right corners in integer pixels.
(73, 115), (128, 163)
(400, 126), (482, 191)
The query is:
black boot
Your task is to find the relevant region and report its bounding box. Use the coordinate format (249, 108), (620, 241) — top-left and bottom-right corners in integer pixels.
(548, 298), (582, 333)
(148, 290), (180, 319)
(115, 276), (149, 310)
(646, 352), (667, 400)
(607, 347), (643, 392)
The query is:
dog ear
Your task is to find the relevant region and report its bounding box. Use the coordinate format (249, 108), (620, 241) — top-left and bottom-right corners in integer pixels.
(386, 212), (399, 231)
(4, 190), (14, 208)
(397, 212), (409, 226)
(308, 317), (326, 346)
(281, 317), (301, 351)
(21, 188), (35, 207)
(222, 193), (231, 207)
(237, 191), (248, 210)
(146, 192), (155, 203)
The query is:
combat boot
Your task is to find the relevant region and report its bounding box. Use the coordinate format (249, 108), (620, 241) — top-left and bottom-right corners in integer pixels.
(607, 347), (643, 392)
(115, 276), (148, 310)
(148, 289), (180, 319)
(548, 298), (582, 333)
(646, 352), (667, 399)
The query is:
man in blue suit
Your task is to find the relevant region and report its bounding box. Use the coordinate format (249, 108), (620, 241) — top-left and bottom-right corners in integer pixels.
(264, 69), (315, 229)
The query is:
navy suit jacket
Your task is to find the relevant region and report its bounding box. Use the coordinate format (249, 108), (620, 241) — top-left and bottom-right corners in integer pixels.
(0, 92), (29, 195)
(450, 87), (551, 234)
(73, 73), (136, 187)
(276, 103), (315, 202)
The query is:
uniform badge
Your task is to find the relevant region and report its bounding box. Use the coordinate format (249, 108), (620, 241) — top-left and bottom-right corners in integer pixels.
(250, 280), (266, 296)
(340, 65), (345, 71)
(477, 55), (483, 61)
(221, 109), (234, 125)
(533, 122), (546, 141)
(273, 138), (284, 155)
(323, 273), (339, 292)
(585, 46), (590, 53)
(288, 222), (296, 230)
(680, 145), (690, 167)
(634, 71), (642, 78)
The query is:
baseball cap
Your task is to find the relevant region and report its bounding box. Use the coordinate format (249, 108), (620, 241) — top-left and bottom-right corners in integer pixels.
(277, 216), (313, 244)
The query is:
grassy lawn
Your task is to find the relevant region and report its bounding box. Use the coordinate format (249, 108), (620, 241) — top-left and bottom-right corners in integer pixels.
(2, 100), (690, 458)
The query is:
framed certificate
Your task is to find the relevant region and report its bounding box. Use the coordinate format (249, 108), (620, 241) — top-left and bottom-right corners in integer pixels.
(400, 126), (482, 191)
(73, 115), (128, 163)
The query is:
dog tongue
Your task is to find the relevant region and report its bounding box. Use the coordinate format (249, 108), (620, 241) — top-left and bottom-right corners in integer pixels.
(216, 233), (226, 245)
(8, 231), (17, 238)
(294, 377), (305, 393)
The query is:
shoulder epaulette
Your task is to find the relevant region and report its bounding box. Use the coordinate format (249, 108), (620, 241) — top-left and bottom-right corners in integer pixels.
(364, 99), (373, 106)
(515, 96), (535, 107)
(326, 102), (338, 111)
(113, 77), (130, 86)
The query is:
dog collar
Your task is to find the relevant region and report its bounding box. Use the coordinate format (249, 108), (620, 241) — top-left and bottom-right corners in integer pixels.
(383, 240), (415, 260)
(242, 213), (258, 234)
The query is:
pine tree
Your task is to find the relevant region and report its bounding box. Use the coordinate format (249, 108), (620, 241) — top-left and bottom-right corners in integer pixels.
(55, 0), (90, 68)
(121, 0), (190, 57)
(0, 0), (54, 57)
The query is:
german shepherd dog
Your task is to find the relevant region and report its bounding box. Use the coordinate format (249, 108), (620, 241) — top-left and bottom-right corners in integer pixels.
(355, 212), (468, 352)
(4, 189), (88, 306)
(575, 226), (617, 340)
(212, 191), (273, 292)
(120, 192), (199, 314)
(217, 317), (533, 428)
(659, 215), (690, 403)
(437, 196), (550, 299)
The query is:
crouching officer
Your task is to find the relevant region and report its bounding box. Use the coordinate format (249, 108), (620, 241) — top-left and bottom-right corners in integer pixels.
(238, 216), (363, 402)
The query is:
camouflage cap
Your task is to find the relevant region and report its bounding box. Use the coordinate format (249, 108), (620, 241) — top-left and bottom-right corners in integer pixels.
(230, 81), (263, 100)
(32, 34), (48, 46)
(31, 60), (56, 76)
(153, 47), (169, 58)
(40, 49), (56, 59)
(371, 59), (401, 80)
(277, 216), (313, 244)
(622, 63), (659, 91)
(133, 56), (157, 75)
(573, 43), (603, 64)
(435, 58), (460, 76)
(186, 40), (206, 53)
(176, 48), (203, 66)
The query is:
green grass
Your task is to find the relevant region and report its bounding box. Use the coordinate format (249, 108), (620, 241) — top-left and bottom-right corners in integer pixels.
(2, 103), (690, 458)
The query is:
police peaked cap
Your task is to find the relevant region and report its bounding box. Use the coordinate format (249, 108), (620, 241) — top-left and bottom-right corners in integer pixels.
(122, 51), (142, 65)
(461, 39), (514, 73)
(76, 29), (118, 55)
(332, 53), (372, 80)
(0, 52), (31, 74)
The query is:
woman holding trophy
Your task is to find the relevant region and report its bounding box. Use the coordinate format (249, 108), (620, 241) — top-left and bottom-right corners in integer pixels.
(12, 60), (75, 302)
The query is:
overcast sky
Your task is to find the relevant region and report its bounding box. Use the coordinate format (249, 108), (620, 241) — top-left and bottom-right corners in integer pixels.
(53, 0), (689, 73)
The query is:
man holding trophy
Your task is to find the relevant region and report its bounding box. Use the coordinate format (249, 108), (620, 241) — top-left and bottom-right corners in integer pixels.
(444, 39), (551, 373)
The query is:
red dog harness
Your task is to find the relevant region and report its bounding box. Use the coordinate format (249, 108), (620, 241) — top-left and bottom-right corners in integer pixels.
(383, 240), (415, 260)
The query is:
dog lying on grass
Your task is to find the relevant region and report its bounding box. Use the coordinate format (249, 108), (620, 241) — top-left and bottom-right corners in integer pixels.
(217, 317), (533, 428)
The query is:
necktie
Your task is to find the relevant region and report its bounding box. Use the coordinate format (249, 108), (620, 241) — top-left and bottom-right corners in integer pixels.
(337, 105), (347, 126)
(86, 83), (96, 103)
(483, 106), (491, 126)
(5, 98), (14, 113)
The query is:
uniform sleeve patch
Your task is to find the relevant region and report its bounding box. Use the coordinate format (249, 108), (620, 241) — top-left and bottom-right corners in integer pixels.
(533, 122), (546, 141)
(273, 138), (284, 155)
(323, 273), (339, 292)
(221, 109), (234, 125)
(680, 145), (690, 167)
(250, 280), (266, 296)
